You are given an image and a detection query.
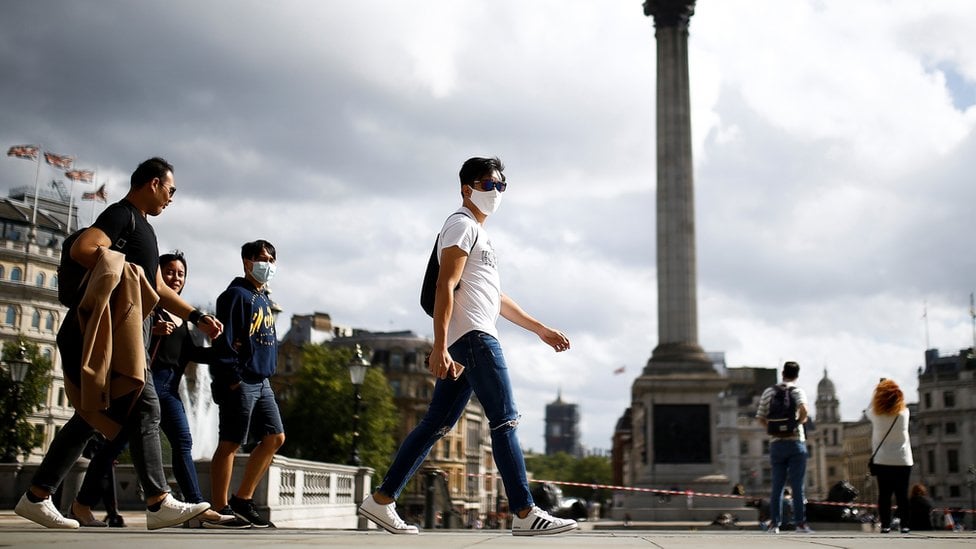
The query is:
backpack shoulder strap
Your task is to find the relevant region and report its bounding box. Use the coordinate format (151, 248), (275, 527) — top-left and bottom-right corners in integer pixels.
(115, 210), (137, 249)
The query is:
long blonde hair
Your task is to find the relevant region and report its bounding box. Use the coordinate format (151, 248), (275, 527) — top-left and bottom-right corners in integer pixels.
(872, 379), (906, 416)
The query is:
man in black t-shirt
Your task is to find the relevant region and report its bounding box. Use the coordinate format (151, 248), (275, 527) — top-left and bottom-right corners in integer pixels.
(15, 158), (224, 531)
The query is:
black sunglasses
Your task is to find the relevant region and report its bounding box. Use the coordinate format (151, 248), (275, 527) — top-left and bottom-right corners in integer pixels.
(470, 179), (507, 192)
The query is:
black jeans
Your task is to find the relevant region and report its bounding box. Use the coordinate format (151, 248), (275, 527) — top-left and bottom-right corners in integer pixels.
(875, 464), (911, 528)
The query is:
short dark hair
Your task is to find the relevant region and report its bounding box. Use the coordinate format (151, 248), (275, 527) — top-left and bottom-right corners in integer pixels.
(241, 239), (276, 261)
(159, 250), (187, 275)
(782, 361), (800, 380)
(458, 156), (505, 186)
(131, 157), (174, 188)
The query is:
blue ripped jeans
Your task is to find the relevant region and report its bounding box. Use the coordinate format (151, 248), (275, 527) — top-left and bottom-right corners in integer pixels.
(377, 331), (533, 512)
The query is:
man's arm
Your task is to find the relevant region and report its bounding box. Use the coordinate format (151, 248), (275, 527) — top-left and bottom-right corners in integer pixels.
(428, 245), (467, 380)
(755, 388), (770, 426)
(793, 387), (809, 423)
(73, 227), (221, 338)
(209, 290), (244, 387)
(70, 227), (112, 269)
(797, 403), (809, 424)
(499, 293), (570, 353)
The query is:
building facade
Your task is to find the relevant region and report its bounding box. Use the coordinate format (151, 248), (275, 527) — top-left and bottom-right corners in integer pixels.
(912, 348), (975, 512)
(0, 186), (76, 462)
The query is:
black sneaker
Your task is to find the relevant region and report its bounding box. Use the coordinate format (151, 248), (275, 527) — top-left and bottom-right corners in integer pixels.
(105, 514), (127, 528)
(199, 507), (252, 529)
(229, 496), (273, 528)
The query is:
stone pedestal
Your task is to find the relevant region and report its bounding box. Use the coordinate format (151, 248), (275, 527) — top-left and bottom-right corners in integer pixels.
(619, 367), (731, 520)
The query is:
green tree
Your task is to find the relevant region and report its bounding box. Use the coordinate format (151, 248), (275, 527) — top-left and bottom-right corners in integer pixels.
(0, 338), (53, 462)
(280, 344), (398, 477)
(524, 452), (612, 501)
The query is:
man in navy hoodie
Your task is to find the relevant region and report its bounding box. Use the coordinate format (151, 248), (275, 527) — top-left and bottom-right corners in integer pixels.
(208, 239), (285, 528)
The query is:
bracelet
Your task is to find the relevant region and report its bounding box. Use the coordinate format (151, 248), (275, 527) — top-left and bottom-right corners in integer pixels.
(187, 309), (204, 325)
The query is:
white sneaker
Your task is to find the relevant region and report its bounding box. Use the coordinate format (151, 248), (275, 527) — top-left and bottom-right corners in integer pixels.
(15, 493), (80, 529)
(146, 494), (210, 530)
(357, 494), (419, 534)
(511, 506), (577, 536)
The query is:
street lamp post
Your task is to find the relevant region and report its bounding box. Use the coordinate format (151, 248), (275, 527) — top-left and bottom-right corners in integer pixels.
(2, 344), (32, 463)
(347, 344), (369, 466)
(967, 464), (976, 531)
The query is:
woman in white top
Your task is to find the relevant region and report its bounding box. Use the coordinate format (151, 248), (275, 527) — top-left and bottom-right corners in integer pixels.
(865, 378), (914, 533)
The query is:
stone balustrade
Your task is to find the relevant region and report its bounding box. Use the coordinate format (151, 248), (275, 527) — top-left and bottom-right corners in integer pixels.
(1, 454), (374, 529)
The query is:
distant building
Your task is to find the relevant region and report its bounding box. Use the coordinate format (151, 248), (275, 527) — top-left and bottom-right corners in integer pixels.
(715, 366), (777, 495)
(842, 415), (874, 504)
(273, 311), (345, 400)
(544, 390), (581, 457)
(0, 184), (77, 462)
(807, 370), (848, 500)
(611, 408), (632, 486)
(913, 347), (976, 510)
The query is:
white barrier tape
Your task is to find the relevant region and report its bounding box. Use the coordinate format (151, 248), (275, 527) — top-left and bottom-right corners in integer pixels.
(463, 472), (975, 514)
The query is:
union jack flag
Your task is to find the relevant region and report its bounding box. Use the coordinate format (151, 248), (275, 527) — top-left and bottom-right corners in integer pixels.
(65, 169), (95, 182)
(82, 183), (107, 202)
(6, 145), (39, 160)
(44, 152), (73, 170)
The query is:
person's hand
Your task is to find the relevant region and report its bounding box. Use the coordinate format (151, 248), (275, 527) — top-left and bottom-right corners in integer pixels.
(539, 327), (571, 353)
(427, 348), (464, 380)
(197, 315), (223, 339)
(152, 319), (176, 336)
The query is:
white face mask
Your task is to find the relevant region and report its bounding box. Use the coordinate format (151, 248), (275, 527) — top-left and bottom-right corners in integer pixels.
(250, 261), (277, 284)
(469, 188), (502, 216)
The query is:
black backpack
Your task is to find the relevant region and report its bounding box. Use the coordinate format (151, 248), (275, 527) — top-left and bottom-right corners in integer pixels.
(57, 212), (136, 307)
(420, 212), (477, 317)
(766, 384), (799, 437)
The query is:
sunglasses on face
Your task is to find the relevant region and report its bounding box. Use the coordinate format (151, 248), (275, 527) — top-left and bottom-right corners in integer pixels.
(471, 179), (507, 192)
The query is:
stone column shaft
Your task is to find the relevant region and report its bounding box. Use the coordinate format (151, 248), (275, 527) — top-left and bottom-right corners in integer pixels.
(644, 0), (709, 370)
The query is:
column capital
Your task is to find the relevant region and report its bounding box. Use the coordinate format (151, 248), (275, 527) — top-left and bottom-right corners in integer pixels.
(643, 0), (696, 28)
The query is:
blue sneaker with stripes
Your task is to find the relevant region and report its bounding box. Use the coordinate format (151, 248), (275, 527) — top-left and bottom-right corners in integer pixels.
(511, 506), (577, 536)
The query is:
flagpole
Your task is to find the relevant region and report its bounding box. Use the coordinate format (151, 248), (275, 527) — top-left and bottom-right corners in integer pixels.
(29, 145), (43, 239)
(89, 167), (98, 225)
(923, 301), (930, 350)
(970, 292), (975, 351)
(66, 178), (77, 233)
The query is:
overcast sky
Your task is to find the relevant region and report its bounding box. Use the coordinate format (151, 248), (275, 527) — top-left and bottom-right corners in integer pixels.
(3, 1), (975, 453)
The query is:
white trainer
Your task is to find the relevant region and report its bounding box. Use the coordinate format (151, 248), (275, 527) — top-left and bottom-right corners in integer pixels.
(146, 494), (210, 530)
(511, 506), (577, 536)
(15, 493), (80, 529)
(357, 494), (419, 534)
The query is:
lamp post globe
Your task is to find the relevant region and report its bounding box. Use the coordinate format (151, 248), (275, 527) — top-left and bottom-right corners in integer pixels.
(347, 344), (370, 466)
(7, 344), (31, 383)
(3, 343), (32, 463)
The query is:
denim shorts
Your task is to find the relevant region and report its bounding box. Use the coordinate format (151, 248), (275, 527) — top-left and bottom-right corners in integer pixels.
(216, 378), (284, 444)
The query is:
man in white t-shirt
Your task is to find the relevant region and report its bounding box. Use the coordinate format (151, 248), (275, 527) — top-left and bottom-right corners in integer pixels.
(358, 156), (577, 537)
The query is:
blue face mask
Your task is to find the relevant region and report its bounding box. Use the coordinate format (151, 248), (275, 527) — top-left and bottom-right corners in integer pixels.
(250, 261), (276, 284)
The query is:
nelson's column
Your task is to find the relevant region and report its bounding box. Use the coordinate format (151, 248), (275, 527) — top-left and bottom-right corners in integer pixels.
(622, 0), (731, 519)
